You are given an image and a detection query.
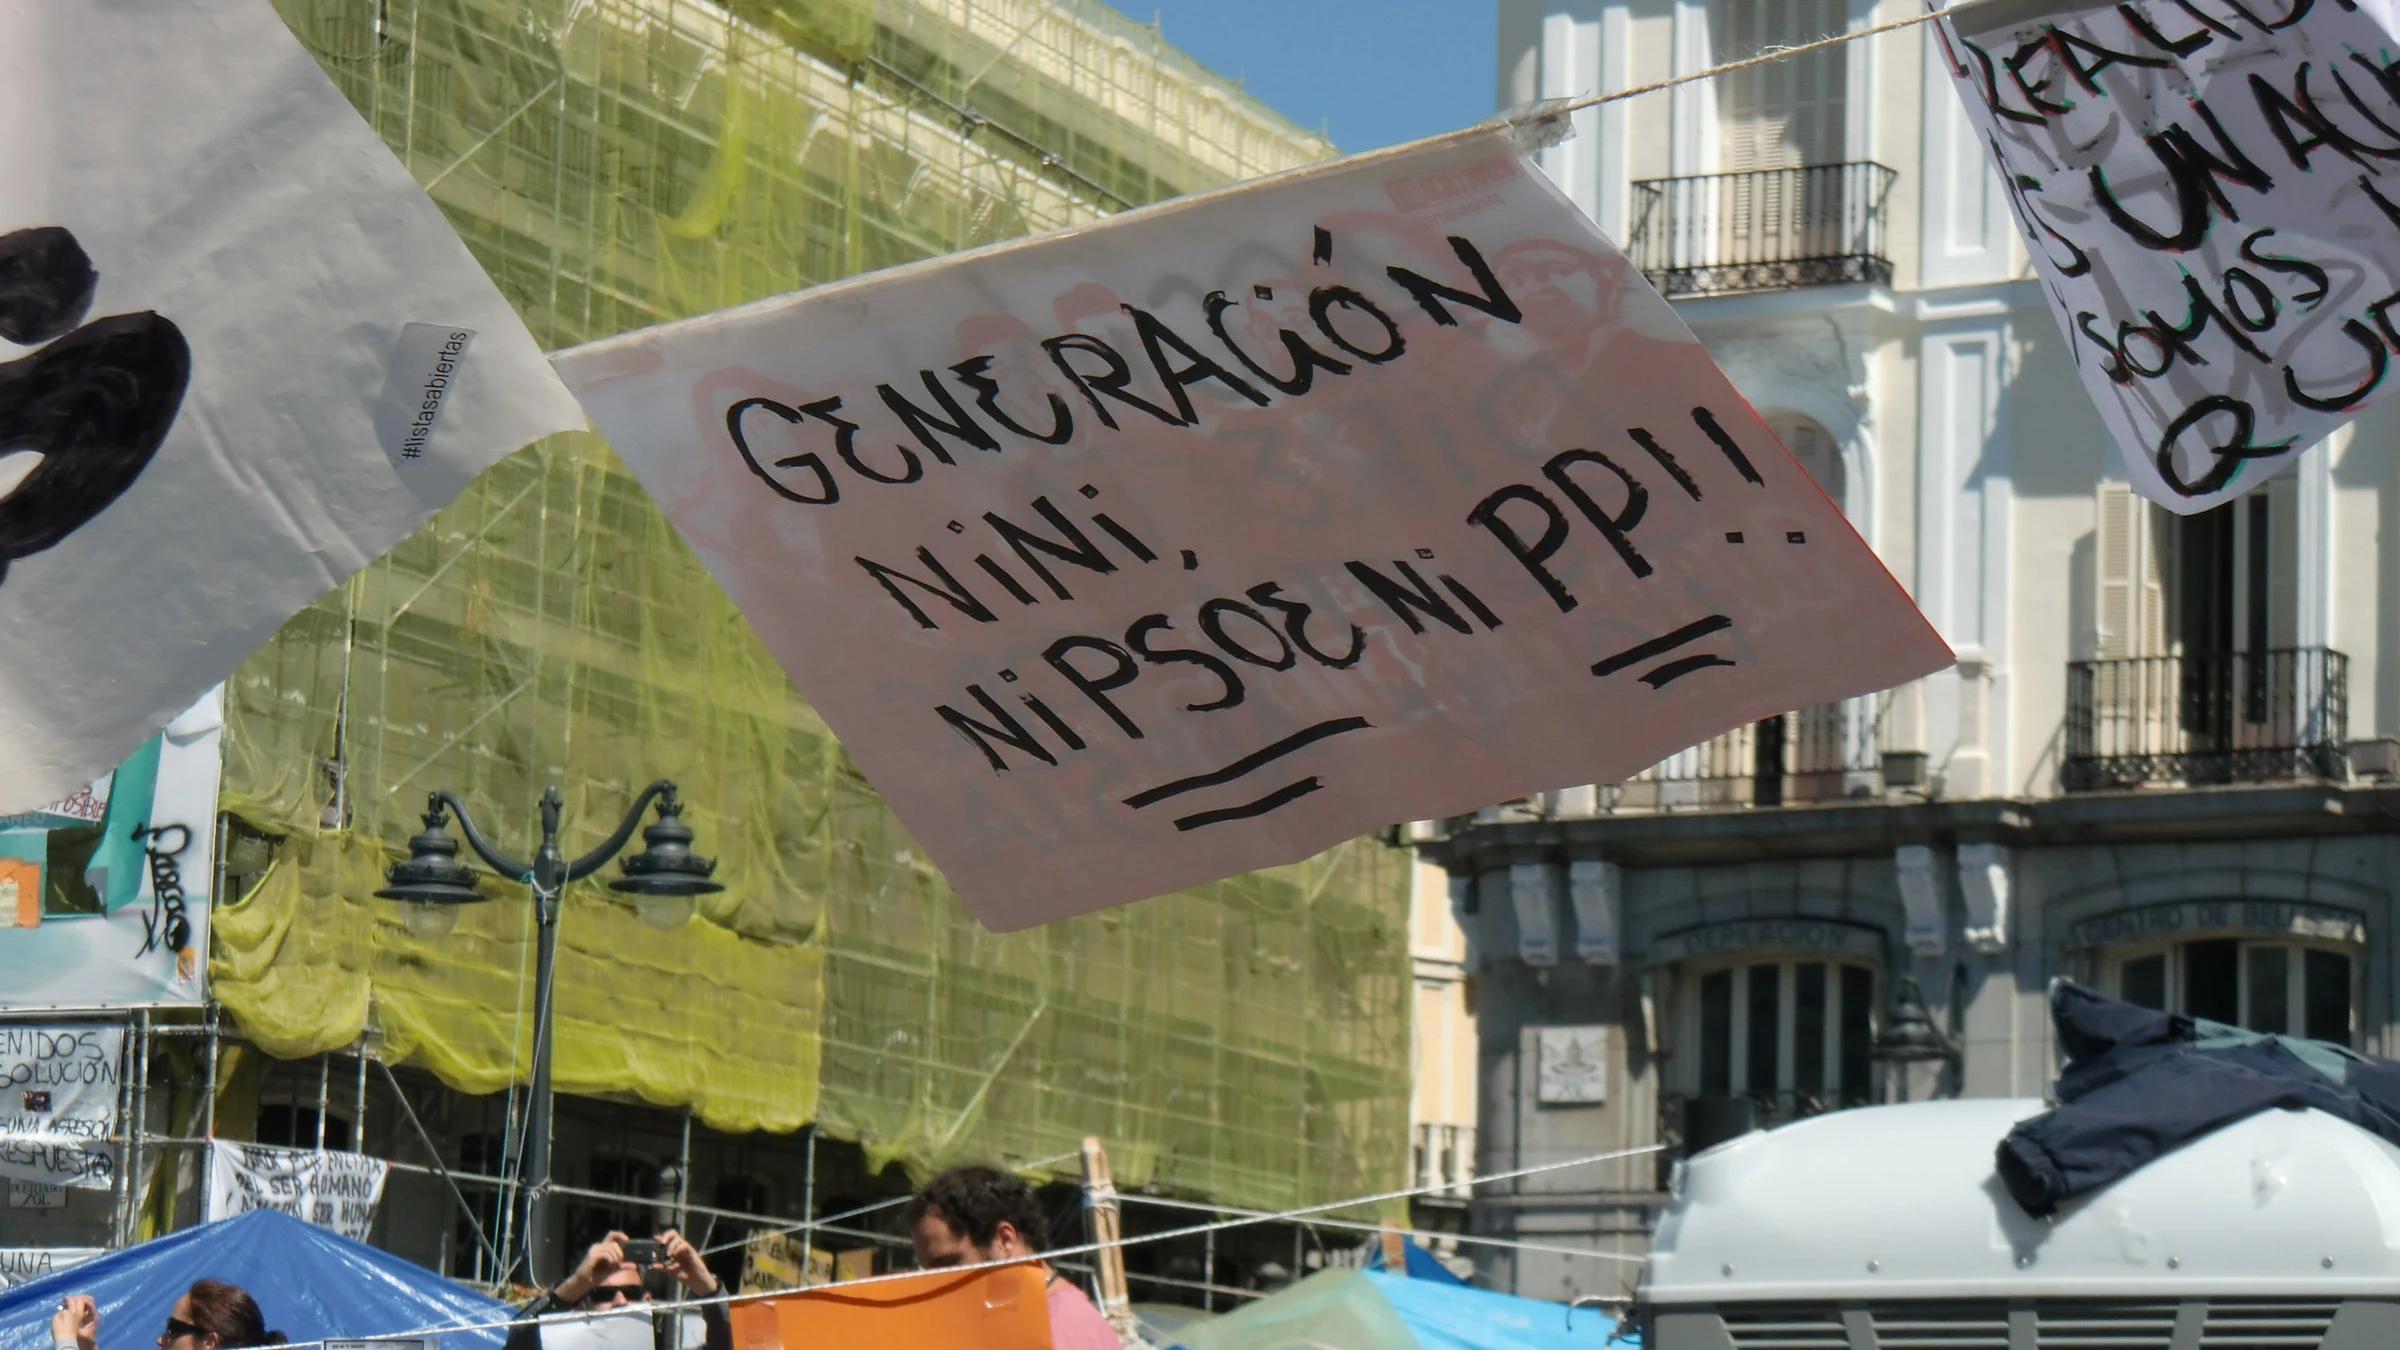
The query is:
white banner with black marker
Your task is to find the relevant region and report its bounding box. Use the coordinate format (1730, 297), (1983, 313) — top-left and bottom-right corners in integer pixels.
(557, 119), (1953, 929)
(0, 1248), (102, 1289)
(0, 1025), (121, 1190)
(0, 0), (586, 816)
(1940, 0), (2400, 511)
(204, 1140), (388, 1241)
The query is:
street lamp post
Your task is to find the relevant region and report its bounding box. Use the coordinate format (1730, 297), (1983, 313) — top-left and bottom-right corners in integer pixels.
(374, 781), (724, 1288)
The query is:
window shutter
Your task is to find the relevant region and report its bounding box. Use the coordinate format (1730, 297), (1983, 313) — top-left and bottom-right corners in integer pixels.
(2097, 483), (2135, 659)
(2268, 476), (2300, 648)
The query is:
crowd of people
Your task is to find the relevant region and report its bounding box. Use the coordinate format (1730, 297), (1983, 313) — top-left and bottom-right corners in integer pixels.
(49, 1280), (286, 1350)
(39, 1166), (1119, 1350)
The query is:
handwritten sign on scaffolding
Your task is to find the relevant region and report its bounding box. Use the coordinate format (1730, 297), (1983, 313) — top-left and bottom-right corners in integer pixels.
(0, 1025), (121, 1191)
(1939, 0), (2400, 510)
(556, 122), (1952, 929)
(204, 1141), (389, 1241)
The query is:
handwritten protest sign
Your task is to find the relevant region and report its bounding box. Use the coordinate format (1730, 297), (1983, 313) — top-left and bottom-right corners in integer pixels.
(0, 0), (585, 815)
(0, 1025), (121, 1190)
(1938, 0), (2400, 510)
(205, 1141), (389, 1241)
(556, 121), (1953, 929)
(0, 1248), (101, 1289)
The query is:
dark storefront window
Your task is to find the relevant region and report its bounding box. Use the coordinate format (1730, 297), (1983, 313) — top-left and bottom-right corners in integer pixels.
(1683, 957), (1877, 1115)
(2112, 939), (2356, 1045)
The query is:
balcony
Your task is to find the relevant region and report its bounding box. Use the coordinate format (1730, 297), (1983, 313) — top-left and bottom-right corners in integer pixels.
(1599, 700), (1879, 813)
(2064, 648), (2350, 792)
(1628, 162), (1898, 299)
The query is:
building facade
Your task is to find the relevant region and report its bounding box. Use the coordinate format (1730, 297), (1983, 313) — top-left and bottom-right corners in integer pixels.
(5, 0), (1412, 1304)
(1430, 0), (2400, 1306)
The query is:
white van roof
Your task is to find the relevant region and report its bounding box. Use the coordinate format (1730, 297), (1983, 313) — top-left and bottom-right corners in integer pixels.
(1645, 1098), (2400, 1303)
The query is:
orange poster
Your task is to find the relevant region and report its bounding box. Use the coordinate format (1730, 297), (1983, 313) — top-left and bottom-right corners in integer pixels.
(728, 1266), (1051, 1350)
(2, 858), (39, 928)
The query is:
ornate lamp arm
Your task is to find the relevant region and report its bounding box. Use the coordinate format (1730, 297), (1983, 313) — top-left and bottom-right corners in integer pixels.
(563, 780), (679, 883)
(429, 790), (533, 879)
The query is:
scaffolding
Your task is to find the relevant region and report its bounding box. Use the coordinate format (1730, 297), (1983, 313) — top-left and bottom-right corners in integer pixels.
(23, 1014), (1413, 1308)
(194, 0), (1410, 1245)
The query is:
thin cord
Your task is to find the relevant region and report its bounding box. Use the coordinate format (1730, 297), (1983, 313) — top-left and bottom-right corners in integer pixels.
(695, 1147), (1086, 1256)
(252, 1143), (1667, 1349)
(1123, 1192), (1646, 1264)
(1556, 0), (1972, 115)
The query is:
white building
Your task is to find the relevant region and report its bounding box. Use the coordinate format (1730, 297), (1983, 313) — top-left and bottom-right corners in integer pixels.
(1422, 0), (2400, 1305)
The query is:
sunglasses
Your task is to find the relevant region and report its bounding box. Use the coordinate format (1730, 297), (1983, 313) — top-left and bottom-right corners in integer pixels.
(577, 1286), (650, 1309)
(160, 1318), (205, 1344)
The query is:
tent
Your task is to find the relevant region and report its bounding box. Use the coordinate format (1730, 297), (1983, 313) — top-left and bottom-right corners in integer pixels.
(1166, 1268), (1633, 1350)
(0, 1211), (512, 1350)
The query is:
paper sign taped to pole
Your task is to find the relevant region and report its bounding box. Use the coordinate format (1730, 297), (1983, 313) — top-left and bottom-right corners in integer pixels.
(1938, 0), (2400, 512)
(556, 120), (1953, 929)
(0, 0), (587, 814)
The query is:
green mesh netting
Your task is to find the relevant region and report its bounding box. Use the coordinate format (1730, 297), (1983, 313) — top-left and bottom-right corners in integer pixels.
(214, 0), (1407, 1214)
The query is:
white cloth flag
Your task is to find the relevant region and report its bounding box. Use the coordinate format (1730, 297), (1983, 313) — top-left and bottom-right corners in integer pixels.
(0, 0), (586, 812)
(1941, 0), (2400, 511)
(204, 1140), (389, 1241)
(557, 120), (1953, 929)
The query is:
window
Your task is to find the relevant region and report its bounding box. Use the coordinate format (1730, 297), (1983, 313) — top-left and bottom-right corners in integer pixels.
(1713, 0), (1849, 170)
(1687, 958), (1877, 1113)
(2111, 939), (2354, 1044)
(255, 1104), (352, 1150)
(44, 825), (104, 918)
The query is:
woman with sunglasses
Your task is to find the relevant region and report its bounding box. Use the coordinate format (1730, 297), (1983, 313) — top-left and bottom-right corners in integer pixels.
(49, 1280), (285, 1350)
(500, 1230), (728, 1350)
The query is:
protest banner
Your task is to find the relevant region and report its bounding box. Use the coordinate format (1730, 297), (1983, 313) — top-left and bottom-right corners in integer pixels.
(1937, 0), (2400, 511)
(204, 1141), (389, 1241)
(0, 1025), (121, 1190)
(0, 1248), (101, 1289)
(0, 0), (587, 815)
(557, 118), (1953, 927)
(2, 688), (222, 1010)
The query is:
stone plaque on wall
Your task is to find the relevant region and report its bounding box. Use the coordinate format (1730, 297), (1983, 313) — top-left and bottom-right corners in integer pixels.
(1535, 1025), (1609, 1105)
(1645, 918), (1883, 967)
(2067, 900), (2367, 951)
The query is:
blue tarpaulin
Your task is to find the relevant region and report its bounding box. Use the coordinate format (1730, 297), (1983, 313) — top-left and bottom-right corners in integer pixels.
(1365, 1271), (1631, 1350)
(0, 1212), (511, 1350)
(1360, 1238), (1470, 1285)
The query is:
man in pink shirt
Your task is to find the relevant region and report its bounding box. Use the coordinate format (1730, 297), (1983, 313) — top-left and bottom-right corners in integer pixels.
(908, 1165), (1124, 1350)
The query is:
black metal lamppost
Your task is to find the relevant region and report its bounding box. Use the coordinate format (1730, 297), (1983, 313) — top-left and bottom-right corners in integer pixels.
(1872, 975), (1959, 1104)
(373, 781), (724, 1286)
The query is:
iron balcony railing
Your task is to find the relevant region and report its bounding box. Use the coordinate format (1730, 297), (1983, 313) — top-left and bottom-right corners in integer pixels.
(2064, 648), (2349, 791)
(1627, 162), (1899, 298)
(1600, 699), (1876, 813)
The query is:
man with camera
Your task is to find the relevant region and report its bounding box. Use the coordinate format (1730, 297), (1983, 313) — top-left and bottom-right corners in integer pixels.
(502, 1231), (729, 1350)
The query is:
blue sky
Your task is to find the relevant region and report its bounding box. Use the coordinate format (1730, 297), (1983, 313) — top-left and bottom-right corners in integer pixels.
(1139, 2), (1499, 152)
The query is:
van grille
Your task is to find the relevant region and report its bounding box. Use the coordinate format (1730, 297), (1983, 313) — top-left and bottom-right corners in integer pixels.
(2032, 1303), (2178, 1347)
(2200, 1300), (2338, 1348)
(1721, 1308), (1846, 1349)
(1699, 1301), (2338, 1350)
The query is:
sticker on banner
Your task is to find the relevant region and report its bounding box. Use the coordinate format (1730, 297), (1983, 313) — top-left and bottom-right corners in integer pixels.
(376, 324), (478, 464)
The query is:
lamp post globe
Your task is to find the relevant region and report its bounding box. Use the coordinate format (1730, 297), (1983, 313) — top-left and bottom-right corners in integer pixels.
(607, 794), (723, 930)
(373, 805), (488, 937)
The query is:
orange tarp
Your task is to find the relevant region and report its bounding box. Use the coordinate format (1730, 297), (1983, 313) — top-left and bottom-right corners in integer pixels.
(728, 1266), (1052, 1350)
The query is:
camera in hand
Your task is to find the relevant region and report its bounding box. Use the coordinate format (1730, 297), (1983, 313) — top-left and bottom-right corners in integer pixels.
(618, 1238), (667, 1268)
